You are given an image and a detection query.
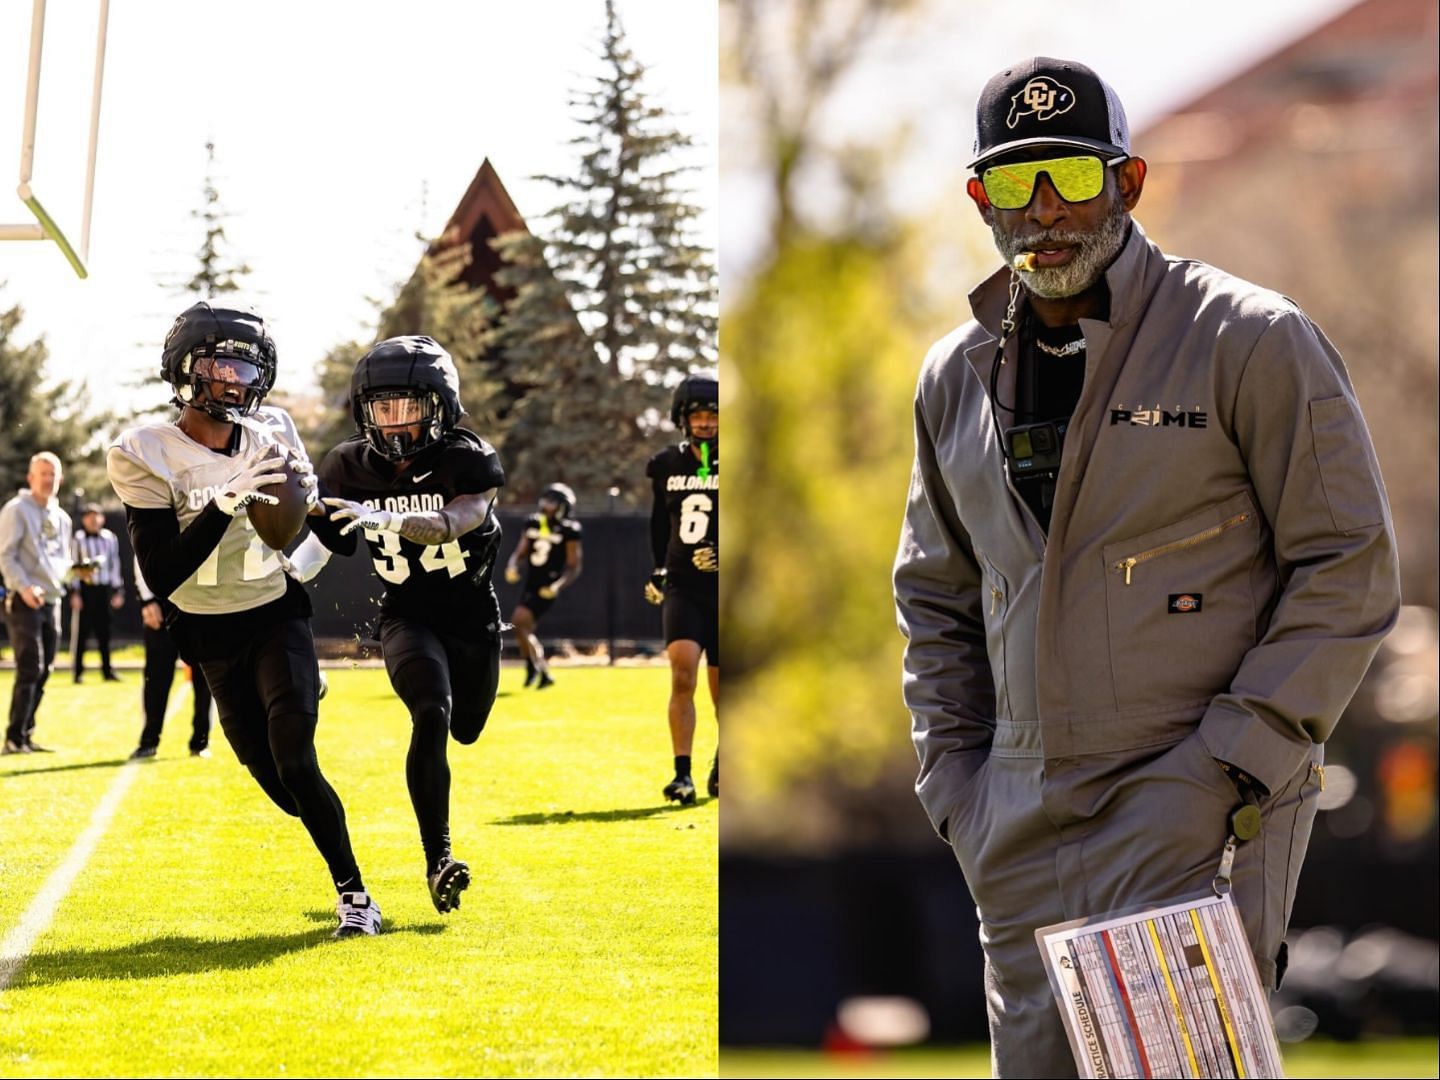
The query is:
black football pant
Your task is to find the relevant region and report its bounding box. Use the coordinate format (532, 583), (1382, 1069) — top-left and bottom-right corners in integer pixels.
(5, 599), (58, 746)
(137, 623), (212, 753)
(379, 616), (501, 874)
(72, 583), (116, 679)
(199, 617), (360, 890)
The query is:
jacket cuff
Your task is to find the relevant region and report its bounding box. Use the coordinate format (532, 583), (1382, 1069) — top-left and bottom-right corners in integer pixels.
(1197, 705), (1311, 797)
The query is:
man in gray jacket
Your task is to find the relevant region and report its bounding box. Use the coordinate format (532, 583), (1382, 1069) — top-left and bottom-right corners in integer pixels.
(1, 452), (89, 753)
(893, 58), (1401, 1076)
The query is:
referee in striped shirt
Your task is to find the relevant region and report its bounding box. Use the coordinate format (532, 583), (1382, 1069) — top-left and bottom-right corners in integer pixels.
(71, 503), (124, 682)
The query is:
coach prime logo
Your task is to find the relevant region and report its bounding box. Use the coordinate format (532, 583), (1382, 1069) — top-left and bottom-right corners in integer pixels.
(1168, 593), (1203, 614)
(1109, 405), (1209, 428)
(1008, 77), (1074, 128)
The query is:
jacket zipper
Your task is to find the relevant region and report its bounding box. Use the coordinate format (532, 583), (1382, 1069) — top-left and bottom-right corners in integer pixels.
(990, 586), (1002, 615)
(1113, 513), (1251, 586)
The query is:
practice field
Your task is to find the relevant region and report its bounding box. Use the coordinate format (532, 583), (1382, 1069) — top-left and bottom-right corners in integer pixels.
(0, 663), (717, 1078)
(720, 1038), (1440, 1078)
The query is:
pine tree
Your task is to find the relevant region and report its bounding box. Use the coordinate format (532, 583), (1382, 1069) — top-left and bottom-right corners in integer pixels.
(487, 0), (717, 503)
(182, 142), (252, 298)
(0, 299), (109, 496)
(303, 244), (506, 459)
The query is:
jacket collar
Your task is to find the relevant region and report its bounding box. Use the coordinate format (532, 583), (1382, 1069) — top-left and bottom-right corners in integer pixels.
(965, 218), (1159, 336)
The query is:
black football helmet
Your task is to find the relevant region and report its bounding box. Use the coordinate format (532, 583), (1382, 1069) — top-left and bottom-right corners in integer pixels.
(670, 371), (719, 450)
(351, 335), (465, 460)
(539, 483), (577, 516)
(161, 302), (277, 422)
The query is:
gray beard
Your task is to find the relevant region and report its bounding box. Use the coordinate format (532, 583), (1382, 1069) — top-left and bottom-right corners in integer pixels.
(994, 201), (1130, 299)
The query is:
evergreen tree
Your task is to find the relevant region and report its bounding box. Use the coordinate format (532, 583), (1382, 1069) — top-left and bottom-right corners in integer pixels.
(182, 141), (252, 298)
(303, 245), (506, 459)
(487, 0), (717, 502)
(0, 299), (110, 497)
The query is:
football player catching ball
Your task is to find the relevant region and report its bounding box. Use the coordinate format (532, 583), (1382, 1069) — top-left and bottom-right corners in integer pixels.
(107, 302), (381, 938)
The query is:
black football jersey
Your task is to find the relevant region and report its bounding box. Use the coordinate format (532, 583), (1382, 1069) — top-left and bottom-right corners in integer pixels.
(646, 442), (718, 591)
(520, 513), (583, 589)
(318, 430), (506, 636)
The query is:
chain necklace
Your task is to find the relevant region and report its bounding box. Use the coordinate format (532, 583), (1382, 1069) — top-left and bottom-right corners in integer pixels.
(1034, 336), (1086, 358)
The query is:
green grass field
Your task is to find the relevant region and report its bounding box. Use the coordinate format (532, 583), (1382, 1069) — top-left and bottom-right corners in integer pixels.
(720, 1039), (1440, 1078)
(0, 661), (717, 1078)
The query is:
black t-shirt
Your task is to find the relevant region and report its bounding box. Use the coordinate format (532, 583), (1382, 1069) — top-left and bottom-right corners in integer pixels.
(646, 442), (718, 592)
(316, 430), (506, 638)
(1014, 317), (1088, 531)
(519, 513), (583, 590)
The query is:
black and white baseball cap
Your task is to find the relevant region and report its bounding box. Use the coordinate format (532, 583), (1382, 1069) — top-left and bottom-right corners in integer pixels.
(969, 58), (1130, 171)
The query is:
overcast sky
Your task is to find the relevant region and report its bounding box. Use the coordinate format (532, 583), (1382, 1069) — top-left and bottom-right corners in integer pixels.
(0, 0), (718, 416)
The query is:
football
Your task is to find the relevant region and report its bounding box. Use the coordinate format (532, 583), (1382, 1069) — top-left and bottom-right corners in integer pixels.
(246, 454), (310, 550)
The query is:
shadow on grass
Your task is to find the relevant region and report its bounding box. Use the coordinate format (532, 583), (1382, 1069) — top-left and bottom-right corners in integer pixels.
(0, 758), (133, 779)
(491, 801), (713, 825)
(12, 922), (445, 988)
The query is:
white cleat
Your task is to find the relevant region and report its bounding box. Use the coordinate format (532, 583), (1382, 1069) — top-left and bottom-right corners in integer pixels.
(333, 891), (382, 938)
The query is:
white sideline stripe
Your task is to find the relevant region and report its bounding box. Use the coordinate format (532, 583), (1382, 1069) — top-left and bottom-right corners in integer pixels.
(0, 686), (191, 991)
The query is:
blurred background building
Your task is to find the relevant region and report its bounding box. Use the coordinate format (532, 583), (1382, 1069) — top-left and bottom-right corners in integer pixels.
(721, 0), (1438, 1053)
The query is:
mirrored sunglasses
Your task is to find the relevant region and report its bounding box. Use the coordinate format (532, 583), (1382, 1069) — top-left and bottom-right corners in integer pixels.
(980, 154), (1127, 210)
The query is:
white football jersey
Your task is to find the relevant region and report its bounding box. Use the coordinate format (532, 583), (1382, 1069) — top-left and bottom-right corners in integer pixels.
(107, 407), (307, 616)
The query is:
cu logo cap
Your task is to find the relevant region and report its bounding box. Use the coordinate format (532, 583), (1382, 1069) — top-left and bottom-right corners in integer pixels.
(969, 57), (1131, 170)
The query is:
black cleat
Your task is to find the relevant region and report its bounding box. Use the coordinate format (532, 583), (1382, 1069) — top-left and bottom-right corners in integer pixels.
(707, 754), (718, 798)
(428, 857), (472, 914)
(129, 746), (158, 760)
(663, 774), (697, 806)
(24, 740), (54, 753)
(2, 738), (30, 755)
(536, 671), (555, 690)
(524, 661), (537, 688)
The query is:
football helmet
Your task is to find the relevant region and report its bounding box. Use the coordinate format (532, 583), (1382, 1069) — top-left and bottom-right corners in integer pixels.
(539, 483), (577, 516)
(161, 302), (277, 422)
(670, 371), (718, 451)
(350, 336), (465, 460)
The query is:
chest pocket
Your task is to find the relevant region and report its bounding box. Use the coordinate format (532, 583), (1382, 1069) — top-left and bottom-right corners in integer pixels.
(975, 549), (1011, 723)
(1102, 491), (1262, 711)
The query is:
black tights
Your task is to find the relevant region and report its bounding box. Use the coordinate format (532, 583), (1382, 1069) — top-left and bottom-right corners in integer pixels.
(202, 619), (360, 891)
(382, 620), (500, 874)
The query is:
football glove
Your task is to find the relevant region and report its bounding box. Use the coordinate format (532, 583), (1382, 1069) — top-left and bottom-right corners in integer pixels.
(322, 497), (403, 537)
(644, 569), (666, 606)
(214, 449), (285, 516)
(691, 546), (718, 573)
(504, 565), (521, 585)
(538, 584), (558, 600)
(285, 452), (321, 509)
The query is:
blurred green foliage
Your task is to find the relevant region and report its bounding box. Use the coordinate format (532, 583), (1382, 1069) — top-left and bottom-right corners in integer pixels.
(723, 230), (948, 847)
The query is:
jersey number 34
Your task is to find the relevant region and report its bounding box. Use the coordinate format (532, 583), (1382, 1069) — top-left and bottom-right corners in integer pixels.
(366, 528), (469, 584)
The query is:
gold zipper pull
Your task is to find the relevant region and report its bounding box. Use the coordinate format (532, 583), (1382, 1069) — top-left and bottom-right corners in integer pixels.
(1119, 558), (1136, 586)
(1313, 763), (1325, 791)
(990, 586), (1001, 615)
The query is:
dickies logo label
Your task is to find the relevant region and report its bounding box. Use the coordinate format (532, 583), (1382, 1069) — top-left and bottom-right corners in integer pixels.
(1168, 593), (1203, 614)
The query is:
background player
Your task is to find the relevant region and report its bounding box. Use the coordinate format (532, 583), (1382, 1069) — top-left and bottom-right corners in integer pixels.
(309, 335), (505, 916)
(503, 483), (583, 690)
(129, 557), (214, 760)
(107, 302), (381, 938)
(645, 372), (719, 805)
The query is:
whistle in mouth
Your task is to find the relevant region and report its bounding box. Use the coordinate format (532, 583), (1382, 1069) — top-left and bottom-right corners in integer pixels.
(1013, 252), (1038, 272)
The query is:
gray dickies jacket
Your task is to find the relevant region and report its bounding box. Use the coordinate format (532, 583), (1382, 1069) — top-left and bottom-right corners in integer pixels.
(895, 222), (1401, 841)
